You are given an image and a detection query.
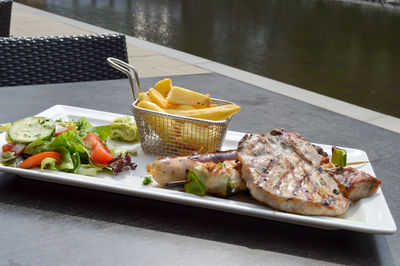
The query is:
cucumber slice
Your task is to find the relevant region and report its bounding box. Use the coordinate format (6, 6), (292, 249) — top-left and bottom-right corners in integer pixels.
(7, 117), (56, 144)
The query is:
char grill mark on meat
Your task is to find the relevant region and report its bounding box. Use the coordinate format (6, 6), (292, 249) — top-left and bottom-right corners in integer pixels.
(271, 129), (332, 168)
(271, 128), (381, 202)
(238, 132), (349, 216)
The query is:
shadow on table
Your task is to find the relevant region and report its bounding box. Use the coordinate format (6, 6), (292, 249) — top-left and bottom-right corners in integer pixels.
(0, 173), (395, 265)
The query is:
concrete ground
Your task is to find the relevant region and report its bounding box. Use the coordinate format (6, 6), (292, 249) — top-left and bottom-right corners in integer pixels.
(8, 3), (400, 133)
(9, 6), (210, 78)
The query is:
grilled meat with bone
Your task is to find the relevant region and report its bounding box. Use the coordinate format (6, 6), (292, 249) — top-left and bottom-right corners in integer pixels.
(269, 129), (381, 202)
(237, 130), (349, 216)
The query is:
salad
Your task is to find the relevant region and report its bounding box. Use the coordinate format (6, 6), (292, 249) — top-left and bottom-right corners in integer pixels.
(0, 116), (140, 176)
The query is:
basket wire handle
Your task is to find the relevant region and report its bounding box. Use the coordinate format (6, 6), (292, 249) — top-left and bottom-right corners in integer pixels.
(107, 57), (142, 101)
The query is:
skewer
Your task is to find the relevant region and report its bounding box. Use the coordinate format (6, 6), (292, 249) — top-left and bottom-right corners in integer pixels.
(346, 161), (369, 166)
(165, 180), (187, 187)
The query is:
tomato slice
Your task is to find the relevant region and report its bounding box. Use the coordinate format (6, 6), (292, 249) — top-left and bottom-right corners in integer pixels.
(18, 151), (61, 169)
(2, 142), (25, 155)
(83, 132), (114, 165)
(2, 142), (16, 153)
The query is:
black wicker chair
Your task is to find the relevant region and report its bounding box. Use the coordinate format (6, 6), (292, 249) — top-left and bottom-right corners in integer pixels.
(0, 33), (128, 87)
(0, 0), (12, 37)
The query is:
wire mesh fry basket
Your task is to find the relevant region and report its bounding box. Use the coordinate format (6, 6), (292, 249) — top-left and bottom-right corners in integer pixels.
(107, 57), (234, 156)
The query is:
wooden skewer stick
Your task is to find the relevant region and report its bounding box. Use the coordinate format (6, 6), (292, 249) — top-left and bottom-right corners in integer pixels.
(346, 161), (369, 166)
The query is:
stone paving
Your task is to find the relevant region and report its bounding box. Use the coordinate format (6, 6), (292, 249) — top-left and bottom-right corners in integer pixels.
(10, 6), (210, 78)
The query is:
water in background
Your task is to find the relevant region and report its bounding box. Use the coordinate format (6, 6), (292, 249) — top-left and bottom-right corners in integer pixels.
(16, 0), (400, 118)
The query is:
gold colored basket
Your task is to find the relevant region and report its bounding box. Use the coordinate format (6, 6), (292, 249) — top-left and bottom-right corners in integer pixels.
(107, 57), (233, 156)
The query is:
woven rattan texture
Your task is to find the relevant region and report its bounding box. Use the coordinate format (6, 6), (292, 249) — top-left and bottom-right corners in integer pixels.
(0, 0), (12, 37)
(0, 34), (128, 86)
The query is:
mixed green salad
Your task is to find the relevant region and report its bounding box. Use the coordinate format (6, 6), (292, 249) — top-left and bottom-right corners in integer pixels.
(0, 116), (140, 176)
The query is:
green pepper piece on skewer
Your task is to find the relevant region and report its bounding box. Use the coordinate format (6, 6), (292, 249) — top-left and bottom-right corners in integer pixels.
(331, 146), (347, 167)
(217, 162), (225, 168)
(183, 170), (207, 196)
(226, 178), (234, 196)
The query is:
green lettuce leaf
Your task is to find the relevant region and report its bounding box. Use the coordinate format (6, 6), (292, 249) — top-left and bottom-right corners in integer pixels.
(24, 137), (51, 155)
(75, 117), (92, 131)
(83, 125), (111, 141)
(0, 152), (24, 167)
(71, 152), (81, 174)
(41, 157), (58, 171)
(53, 147), (74, 171)
(49, 131), (89, 161)
(77, 164), (103, 176)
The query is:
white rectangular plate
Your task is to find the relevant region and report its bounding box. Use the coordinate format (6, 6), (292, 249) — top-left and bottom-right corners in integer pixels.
(0, 105), (396, 234)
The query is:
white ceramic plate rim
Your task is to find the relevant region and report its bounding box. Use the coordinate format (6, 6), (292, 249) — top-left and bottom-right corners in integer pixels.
(0, 105), (396, 234)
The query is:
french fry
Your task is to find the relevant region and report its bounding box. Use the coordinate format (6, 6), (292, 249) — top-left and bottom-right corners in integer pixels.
(166, 86), (211, 108)
(137, 101), (177, 140)
(138, 92), (151, 102)
(177, 122), (215, 150)
(148, 88), (170, 108)
(173, 104), (197, 110)
(166, 103), (179, 109)
(137, 78), (242, 155)
(165, 104), (241, 121)
(137, 100), (166, 113)
(154, 78), (172, 97)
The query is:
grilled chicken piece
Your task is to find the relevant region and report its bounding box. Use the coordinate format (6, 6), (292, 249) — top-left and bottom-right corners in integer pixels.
(190, 160), (246, 197)
(146, 156), (195, 186)
(271, 129), (381, 202)
(326, 167), (381, 201)
(237, 132), (349, 216)
(146, 150), (238, 186)
(146, 150), (246, 197)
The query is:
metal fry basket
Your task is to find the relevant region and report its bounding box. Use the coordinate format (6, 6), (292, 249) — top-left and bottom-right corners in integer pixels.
(107, 57), (234, 156)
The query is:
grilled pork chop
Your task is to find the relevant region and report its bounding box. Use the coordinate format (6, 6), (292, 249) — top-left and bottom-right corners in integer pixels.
(237, 131), (349, 216)
(269, 129), (381, 201)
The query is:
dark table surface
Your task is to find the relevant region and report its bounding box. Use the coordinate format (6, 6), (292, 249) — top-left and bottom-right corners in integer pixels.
(0, 73), (398, 265)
